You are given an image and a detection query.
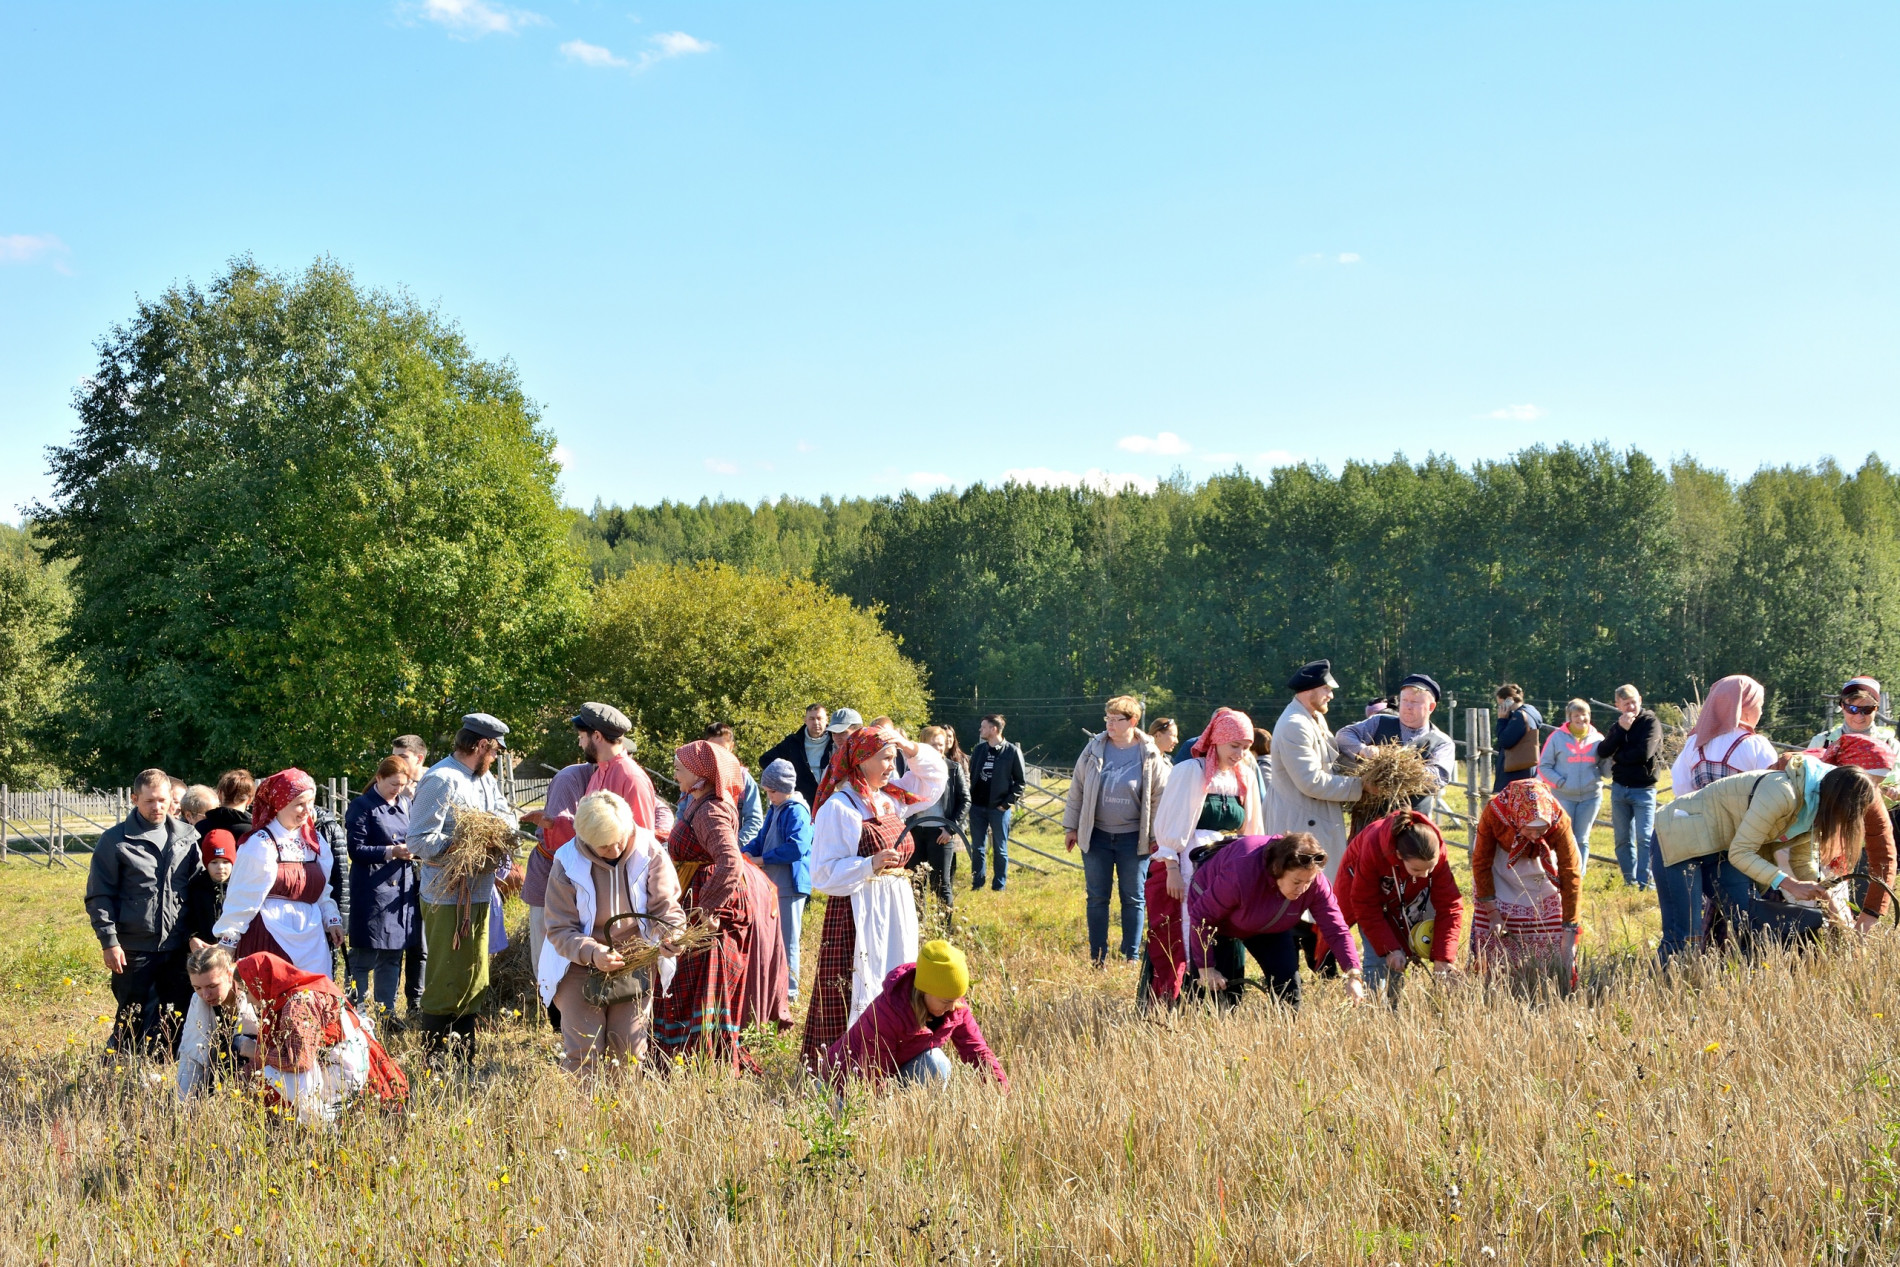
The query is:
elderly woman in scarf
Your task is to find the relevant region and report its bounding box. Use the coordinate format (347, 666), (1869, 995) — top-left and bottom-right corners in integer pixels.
(1140, 706), (1266, 1005)
(1469, 778), (1583, 982)
(213, 769), (342, 979)
(652, 739), (759, 1070)
(801, 724), (948, 1070)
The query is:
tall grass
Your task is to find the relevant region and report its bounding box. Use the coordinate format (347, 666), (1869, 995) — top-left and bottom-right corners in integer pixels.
(3, 818), (1890, 1264)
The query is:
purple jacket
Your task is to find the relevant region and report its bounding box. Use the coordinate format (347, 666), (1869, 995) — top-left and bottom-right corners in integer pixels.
(824, 964), (1009, 1091)
(1184, 835), (1361, 973)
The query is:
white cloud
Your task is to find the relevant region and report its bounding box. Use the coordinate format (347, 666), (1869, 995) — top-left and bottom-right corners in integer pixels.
(1002, 467), (1159, 495)
(416, 0), (544, 37)
(1297, 251), (1362, 267)
(1337, 252), (1361, 264)
(633, 29), (715, 71)
(549, 443), (573, 468)
(1483, 403), (1547, 421)
(795, 440), (816, 454)
(1115, 430), (1190, 456)
(703, 457), (740, 476)
(560, 39), (627, 67)
(1, 233), (71, 272)
(1254, 449), (1299, 468)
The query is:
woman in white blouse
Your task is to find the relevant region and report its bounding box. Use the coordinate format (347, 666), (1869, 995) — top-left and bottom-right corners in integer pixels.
(799, 724), (947, 1070)
(1671, 675), (1778, 795)
(213, 768), (342, 978)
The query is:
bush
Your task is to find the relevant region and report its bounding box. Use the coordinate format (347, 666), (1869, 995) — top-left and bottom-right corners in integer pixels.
(565, 560), (928, 765)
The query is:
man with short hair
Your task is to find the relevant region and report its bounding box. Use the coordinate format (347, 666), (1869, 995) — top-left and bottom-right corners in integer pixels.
(703, 722), (766, 849)
(1492, 684), (1544, 793)
(1594, 684), (1662, 890)
(392, 735), (429, 768)
(968, 714), (1026, 892)
(1336, 674), (1457, 824)
(760, 704), (836, 804)
(84, 768), (202, 1057)
(1265, 660), (1364, 878)
(407, 713), (523, 1061)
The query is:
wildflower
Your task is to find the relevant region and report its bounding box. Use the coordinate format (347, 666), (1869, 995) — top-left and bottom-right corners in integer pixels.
(1703, 1041), (1720, 1054)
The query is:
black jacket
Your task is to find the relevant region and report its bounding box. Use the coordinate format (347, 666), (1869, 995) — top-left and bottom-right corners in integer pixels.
(85, 811), (202, 953)
(186, 870), (228, 946)
(198, 806), (252, 842)
(761, 727), (835, 805)
(1595, 710), (1663, 788)
(969, 740), (1027, 810)
(313, 806), (351, 928)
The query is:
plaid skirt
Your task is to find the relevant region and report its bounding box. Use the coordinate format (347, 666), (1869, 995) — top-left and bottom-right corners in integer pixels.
(799, 894), (858, 1067)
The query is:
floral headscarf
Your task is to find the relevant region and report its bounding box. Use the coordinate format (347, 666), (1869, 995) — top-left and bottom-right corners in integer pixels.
(674, 740), (748, 806)
(814, 726), (927, 813)
(1489, 777), (1565, 863)
(252, 768), (319, 849)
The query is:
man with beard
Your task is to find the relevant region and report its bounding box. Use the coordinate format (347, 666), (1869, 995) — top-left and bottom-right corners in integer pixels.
(407, 713), (523, 1063)
(1266, 660), (1364, 877)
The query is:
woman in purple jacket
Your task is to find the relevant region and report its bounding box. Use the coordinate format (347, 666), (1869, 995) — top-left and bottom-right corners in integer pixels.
(1185, 832), (1369, 1009)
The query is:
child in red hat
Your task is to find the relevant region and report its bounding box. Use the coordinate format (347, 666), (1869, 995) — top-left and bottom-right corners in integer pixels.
(187, 829), (237, 944)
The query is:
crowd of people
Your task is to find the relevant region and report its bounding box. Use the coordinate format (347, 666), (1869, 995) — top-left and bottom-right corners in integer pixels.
(77, 665), (1896, 1126)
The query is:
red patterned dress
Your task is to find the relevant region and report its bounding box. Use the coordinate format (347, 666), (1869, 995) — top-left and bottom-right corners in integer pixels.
(652, 794), (757, 1072)
(800, 807), (909, 1066)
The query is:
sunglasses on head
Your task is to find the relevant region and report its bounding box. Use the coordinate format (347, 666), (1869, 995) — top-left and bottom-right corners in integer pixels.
(1292, 851), (1327, 868)
(1845, 703), (1879, 716)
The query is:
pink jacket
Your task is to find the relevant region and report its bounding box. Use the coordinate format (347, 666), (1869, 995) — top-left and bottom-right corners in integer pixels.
(823, 964), (1009, 1091)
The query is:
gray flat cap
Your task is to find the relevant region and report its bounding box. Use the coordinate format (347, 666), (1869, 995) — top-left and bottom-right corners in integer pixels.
(571, 701), (632, 741)
(461, 712), (511, 748)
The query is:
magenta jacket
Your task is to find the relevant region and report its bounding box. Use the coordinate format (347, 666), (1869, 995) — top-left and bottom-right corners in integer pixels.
(823, 964), (1009, 1091)
(1184, 835), (1361, 973)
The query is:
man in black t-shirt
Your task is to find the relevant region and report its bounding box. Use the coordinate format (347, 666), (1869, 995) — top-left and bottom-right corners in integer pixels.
(968, 714), (1027, 892)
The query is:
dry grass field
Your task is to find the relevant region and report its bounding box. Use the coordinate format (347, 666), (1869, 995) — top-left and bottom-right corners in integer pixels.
(2, 789), (1896, 1265)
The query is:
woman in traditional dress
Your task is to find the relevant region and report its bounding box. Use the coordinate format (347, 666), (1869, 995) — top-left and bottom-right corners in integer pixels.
(1142, 707), (1265, 1005)
(652, 739), (759, 1070)
(1469, 778), (1582, 983)
(214, 769), (342, 979)
(179, 943), (406, 1125)
(176, 940), (261, 1102)
(800, 725), (948, 1069)
(540, 790), (683, 1072)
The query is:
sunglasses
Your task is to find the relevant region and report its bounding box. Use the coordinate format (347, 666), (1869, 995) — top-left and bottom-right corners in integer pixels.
(1844, 703), (1879, 716)
(1292, 852), (1327, 869)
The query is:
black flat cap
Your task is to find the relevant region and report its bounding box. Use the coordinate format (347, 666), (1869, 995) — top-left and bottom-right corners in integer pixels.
(1285, 659), (1339, 692)
(571, 701), (632, 741)
(1398, 673), (1442, 702)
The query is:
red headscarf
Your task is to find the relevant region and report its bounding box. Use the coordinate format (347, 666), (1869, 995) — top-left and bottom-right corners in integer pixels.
(252, 768), (319, 848)
(1824, 733), (1897, 776)
(814, 726), (928, 812)
(1694, 675), (1765, 749)
(674, 740), (747, 806)
(1191, 707), (1255, 761)
(234, 952), (408, 1104)
(1488, 778), (1564, 863)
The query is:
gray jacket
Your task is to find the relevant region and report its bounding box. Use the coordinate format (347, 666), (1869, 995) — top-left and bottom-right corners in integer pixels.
(1063, 732), (1170, 856)
(409, 754), (521, 906)
(85, 811), (202, 953)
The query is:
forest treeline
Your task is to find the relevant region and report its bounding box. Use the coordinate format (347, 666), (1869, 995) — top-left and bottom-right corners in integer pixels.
(567, 446), (1900, 759)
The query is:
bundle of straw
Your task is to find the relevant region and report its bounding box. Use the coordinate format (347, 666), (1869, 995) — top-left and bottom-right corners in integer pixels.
(437, 808), (517, 889)
(1346, 743), (1438, 819)
(608, 910), (723, 974)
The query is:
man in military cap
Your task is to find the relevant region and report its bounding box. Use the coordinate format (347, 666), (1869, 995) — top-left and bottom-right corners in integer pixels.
(1264, 660), (1363, 879)
(1335, 672), (1457, 825)
(408, 712), (523, 1062)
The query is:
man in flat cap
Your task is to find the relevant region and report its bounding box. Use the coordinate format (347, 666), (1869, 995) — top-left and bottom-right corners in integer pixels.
(571, 702), (660, 837)
(408, 712), (523, 1062)
(1265, 660), (1363, 881)
(1335, 673), (1457, 825)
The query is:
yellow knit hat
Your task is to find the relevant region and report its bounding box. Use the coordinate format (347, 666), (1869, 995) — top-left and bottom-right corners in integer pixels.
(913, 940), (970, 1000)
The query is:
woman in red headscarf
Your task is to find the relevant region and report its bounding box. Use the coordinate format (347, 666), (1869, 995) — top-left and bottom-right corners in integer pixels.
(652, 739), (759, 1070)
(801, 724), (948, 1070)
(1140, 707), (1266, 1005)
(213, 769), (343, 979)
(1470, 777), (1582, 982)
(233, 949), (405, 1125)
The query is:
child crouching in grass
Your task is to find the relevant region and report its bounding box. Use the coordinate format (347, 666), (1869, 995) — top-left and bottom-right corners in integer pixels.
(822, 940), (1008, 1091)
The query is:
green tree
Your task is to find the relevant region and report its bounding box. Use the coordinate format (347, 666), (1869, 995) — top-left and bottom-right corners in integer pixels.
(568, 560), (928, 765)
(34, 257), (588, 783)
(0, 525), (72, 787)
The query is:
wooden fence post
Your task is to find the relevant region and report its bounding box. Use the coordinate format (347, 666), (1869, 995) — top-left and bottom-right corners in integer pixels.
(1, 784), (8, 862)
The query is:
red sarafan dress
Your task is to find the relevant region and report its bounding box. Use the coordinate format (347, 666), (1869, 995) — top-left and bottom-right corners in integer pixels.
(235, 952), (406, 1126)
(652, 741), (757, 1072)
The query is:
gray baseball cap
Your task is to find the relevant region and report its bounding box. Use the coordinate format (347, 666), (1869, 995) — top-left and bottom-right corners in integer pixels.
(825, 707), (863, 734)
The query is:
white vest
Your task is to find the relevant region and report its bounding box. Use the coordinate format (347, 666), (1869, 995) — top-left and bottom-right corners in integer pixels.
(535, 829), (675, 1005)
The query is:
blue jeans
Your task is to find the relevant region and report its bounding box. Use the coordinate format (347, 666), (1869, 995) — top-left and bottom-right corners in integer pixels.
(896, 1046), (952, 1088)
(1556, 794), (1601, 878)
(1083, 830), (1146, 961)
(1655, 853), (1722, 963)
(1610, 785), (1656, 888)
(347, 947), (405, 1015)
(969, 807), (1011, 889)
(760, 864), (808, 1003)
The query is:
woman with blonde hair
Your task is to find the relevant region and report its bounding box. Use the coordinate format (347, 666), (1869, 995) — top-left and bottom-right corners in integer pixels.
(540, 790), (683, 1072)
(1538, 699), (1604, 873)
(1141, 706), (1265, 1004)
(1064, 695), (1169, 966)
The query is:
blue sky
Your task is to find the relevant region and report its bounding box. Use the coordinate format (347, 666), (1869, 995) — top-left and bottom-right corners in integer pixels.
(2, 2), (1896, 518)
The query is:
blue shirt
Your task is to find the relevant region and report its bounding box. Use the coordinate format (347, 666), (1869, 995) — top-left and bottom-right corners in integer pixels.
(408, 754), (519, 906)
(746, 796), (812, 896)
